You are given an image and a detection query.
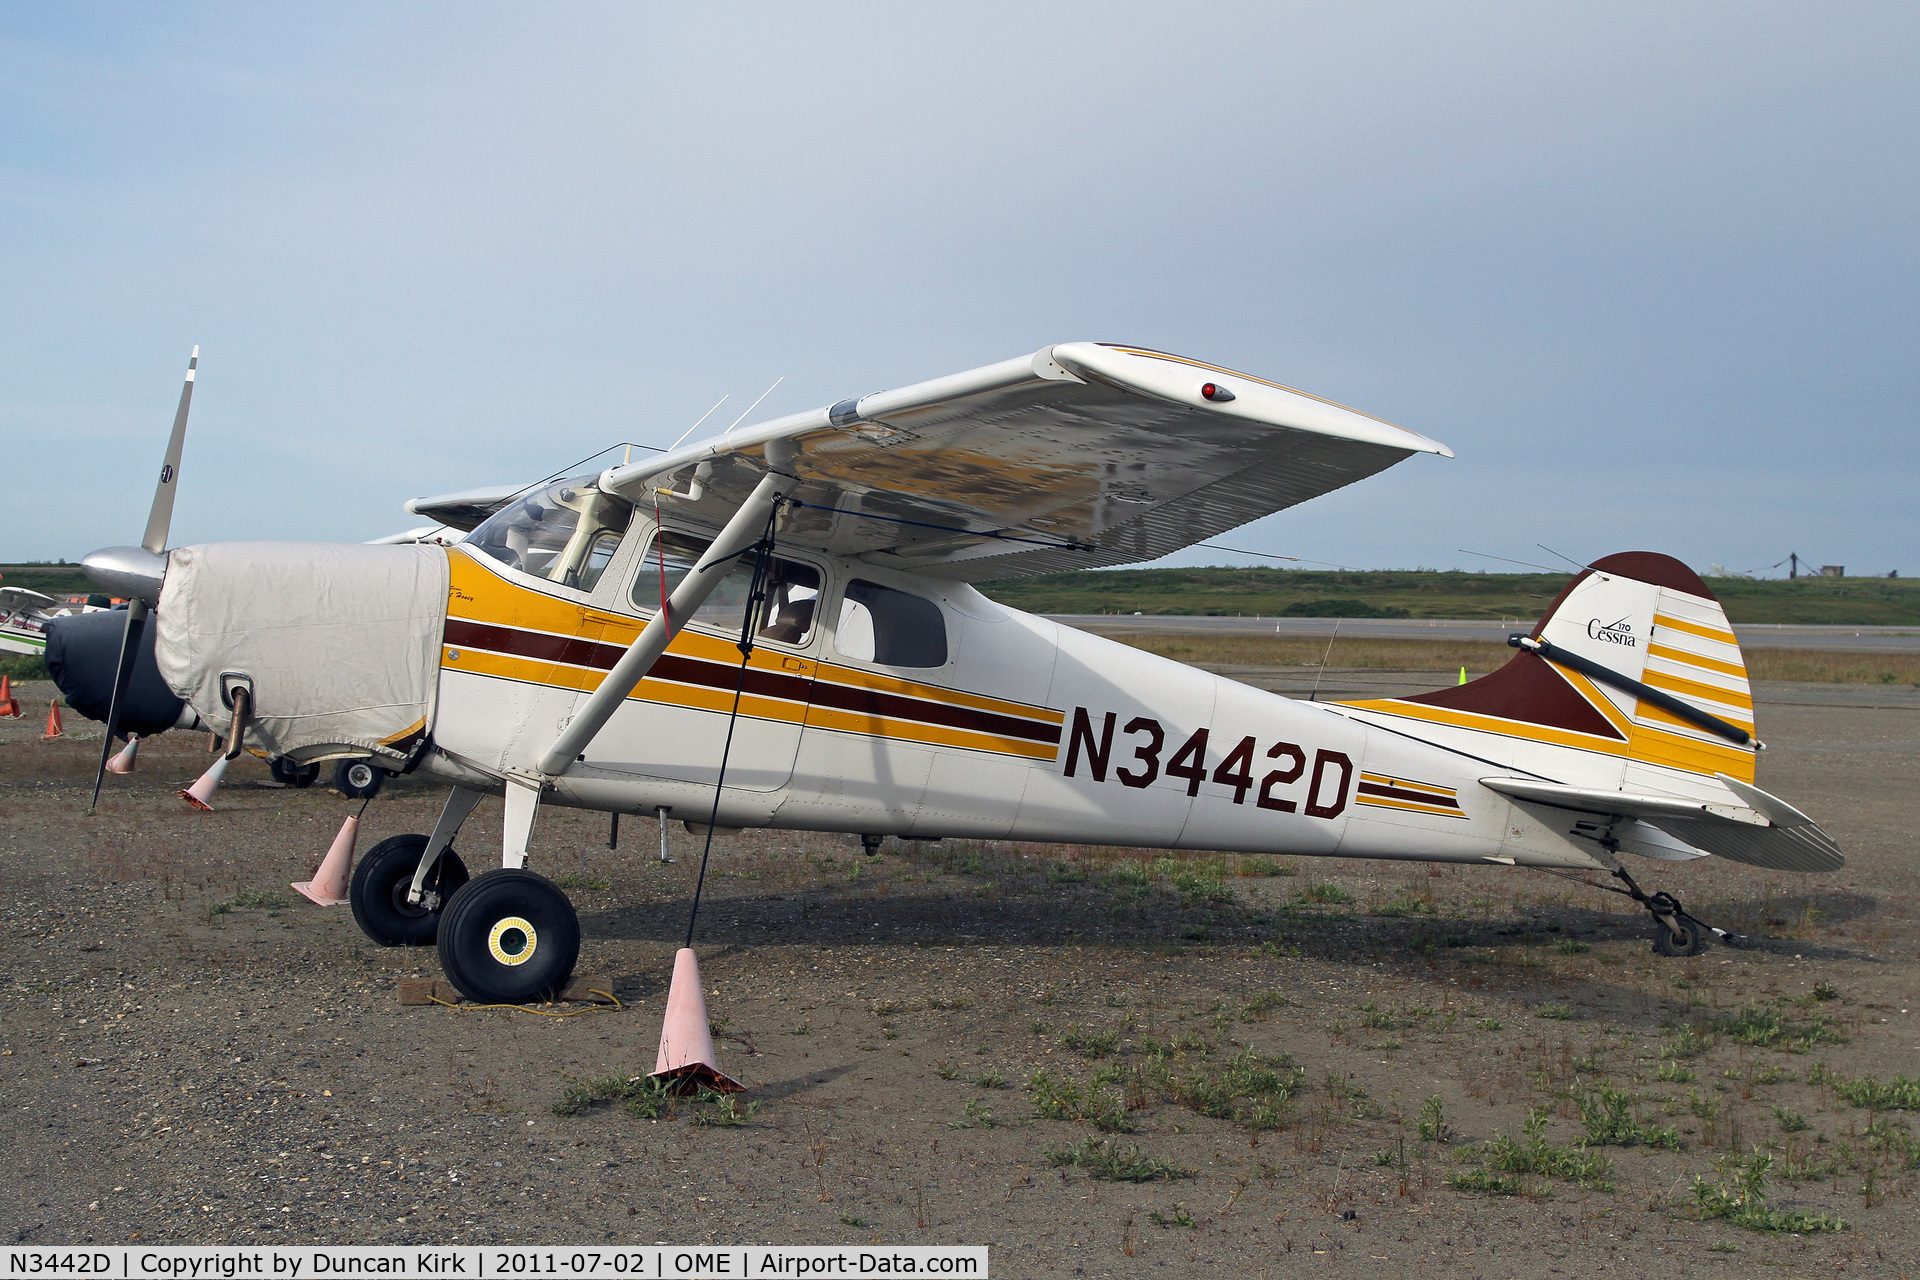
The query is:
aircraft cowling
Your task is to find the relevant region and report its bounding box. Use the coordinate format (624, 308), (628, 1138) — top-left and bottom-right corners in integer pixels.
(154, 542), (451, 765)
(46, 607), (189, 735)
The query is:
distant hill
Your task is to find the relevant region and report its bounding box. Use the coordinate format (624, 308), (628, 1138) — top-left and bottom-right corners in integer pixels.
(0, 563), (95, 597)
(975, 567), (1920, 626)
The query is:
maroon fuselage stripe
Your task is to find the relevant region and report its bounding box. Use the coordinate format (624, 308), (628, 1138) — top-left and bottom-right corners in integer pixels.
(806, 680), (1061, 745)
(442, 617), (1060, 745)
(1357, 781), (1460, 809)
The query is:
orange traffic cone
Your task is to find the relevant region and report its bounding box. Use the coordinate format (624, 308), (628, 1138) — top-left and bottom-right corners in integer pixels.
(177, 754), (229, 811)
(42, 699), (64, 739)
(0, 674), (20, 718)
(649, 948), (743, 1092)
(293, 814), (358, 906)
(106, 735), (140, 774)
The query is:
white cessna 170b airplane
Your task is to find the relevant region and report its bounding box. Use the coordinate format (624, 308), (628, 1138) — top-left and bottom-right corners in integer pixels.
(51, 343), (1841, 1005)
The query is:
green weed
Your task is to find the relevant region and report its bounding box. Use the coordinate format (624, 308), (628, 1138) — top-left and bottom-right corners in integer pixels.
(1578, 1086), (1681, 1149)
(1692, 1153), (1847, 1233)
(1046, 1137), (1193, 1182)
(1831, 1074), (1920, 1111)
(1706, 1006), (1846, 1053)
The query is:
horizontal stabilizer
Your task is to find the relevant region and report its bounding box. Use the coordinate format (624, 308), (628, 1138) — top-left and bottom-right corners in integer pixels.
(1481, 777), (1767, 824)
(1480, 776), (1843, 873)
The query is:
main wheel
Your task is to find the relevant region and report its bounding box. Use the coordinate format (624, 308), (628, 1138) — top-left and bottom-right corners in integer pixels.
(333, 758), (385, 799)
(350, 833), (470, 946)
(1652, 915), (1706, 957)
(436, 869), (580, 1004)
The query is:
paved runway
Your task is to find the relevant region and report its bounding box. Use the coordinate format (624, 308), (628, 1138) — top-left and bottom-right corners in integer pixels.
(1047, 614), (1920, 652)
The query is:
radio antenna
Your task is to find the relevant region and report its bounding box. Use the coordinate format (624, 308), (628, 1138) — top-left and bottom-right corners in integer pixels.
(722, 377), (784, 441)
(667, 395), (730, 452)
(1307, 620), (1341, 702)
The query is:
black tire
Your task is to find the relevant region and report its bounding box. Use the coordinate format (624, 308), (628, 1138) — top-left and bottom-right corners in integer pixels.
(1652, 915), (1706, 957)
(350, 834), (470, 947)
(272, 757), (323, 789)
(436, 869), (580, 1004)
(333, 758), (385, 799)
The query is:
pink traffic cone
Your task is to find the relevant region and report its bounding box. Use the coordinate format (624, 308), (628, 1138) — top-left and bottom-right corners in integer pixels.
(649, 948), (743, 1092)
(105, 735), (139, 774)
(292, 814), (359, 906)
(177, 754), (230, 811)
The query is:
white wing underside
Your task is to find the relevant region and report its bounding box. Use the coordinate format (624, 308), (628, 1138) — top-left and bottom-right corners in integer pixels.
(593, 343), (1451, 581)
(0, 586), (60, 612)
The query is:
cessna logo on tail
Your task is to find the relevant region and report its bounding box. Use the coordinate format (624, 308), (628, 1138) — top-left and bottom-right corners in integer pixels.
(1588, 616), (1636, 646)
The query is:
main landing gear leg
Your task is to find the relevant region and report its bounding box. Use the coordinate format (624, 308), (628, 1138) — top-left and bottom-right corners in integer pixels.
(407, 786), (486, 907)
(501, 778), (540, 870)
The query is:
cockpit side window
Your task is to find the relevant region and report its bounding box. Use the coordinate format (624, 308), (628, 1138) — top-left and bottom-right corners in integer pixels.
(467, 477), (634, 592)
(630, 530), (821, 646)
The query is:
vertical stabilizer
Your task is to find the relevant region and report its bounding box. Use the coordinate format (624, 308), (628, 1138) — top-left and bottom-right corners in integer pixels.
(1338, 553), (1755, 797)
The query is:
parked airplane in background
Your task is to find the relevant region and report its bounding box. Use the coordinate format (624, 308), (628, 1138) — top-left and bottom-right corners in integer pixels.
(49, 344), (1841, 1005)
(0, 586), (62, 657)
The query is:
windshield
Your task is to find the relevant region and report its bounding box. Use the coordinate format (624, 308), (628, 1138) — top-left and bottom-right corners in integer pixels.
(467, 476), (633, 591)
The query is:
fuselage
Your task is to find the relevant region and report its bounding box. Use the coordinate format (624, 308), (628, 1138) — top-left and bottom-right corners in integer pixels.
(422, 529), (1603, 873)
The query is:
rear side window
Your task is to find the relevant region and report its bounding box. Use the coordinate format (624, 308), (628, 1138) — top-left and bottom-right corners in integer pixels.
(836, 580), (947, 668)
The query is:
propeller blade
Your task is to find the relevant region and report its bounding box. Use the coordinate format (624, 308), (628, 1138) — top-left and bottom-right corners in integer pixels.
(89, 600), (149, 809)
(140, 346), (197, 556)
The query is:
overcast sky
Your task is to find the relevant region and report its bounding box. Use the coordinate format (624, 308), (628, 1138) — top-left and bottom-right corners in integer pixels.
(2, 2), (1913, 577)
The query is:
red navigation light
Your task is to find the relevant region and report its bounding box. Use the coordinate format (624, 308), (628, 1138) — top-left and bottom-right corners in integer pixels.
(1201, 382), (1235, 403)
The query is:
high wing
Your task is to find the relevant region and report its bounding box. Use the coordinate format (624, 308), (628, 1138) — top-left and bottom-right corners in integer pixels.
(0, 586), (60, 613)
(596, 343), (1451, 580)
(403, 484), (525, 532)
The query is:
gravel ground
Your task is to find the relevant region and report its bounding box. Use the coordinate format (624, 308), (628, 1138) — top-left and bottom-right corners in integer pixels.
(2, 675), (1917, 1277)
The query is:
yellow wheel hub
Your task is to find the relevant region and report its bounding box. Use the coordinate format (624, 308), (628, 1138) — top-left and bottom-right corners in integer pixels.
(487, 915), (538, 966)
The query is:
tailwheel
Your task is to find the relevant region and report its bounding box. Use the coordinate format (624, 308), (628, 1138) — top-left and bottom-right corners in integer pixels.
(1650, 898), (1707, 957)
(436, 869), (580, 1004)
(350, 834), (469, 946)
(1651, 905), (1712, 955)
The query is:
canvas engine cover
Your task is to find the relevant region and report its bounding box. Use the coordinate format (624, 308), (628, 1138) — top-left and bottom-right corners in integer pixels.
(155, 542), (450, 764)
